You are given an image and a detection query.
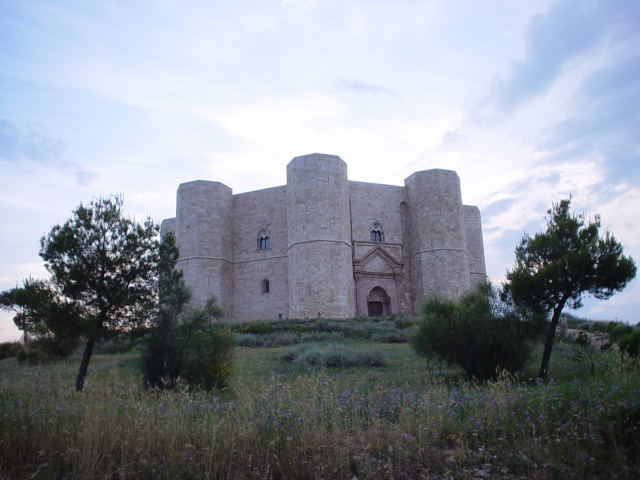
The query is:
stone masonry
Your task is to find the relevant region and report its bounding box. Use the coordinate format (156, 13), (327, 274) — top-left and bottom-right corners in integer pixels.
(161, 153), (487, 320)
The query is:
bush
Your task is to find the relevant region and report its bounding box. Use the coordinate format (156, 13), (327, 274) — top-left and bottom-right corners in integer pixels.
(140, 294), (229, 391)
(619, 330), (640, 360)
(607, 323), (635, 344)
(15, 336), (82, 364)
(411, 282), (538, 380)
(93, 336), (137, 354)
(370, 331), (409, 343)
(243, 321), (274, 335)
(279, 343), (386, 368)
(0, 341), (21, 360)
(182, 327), (235, 390)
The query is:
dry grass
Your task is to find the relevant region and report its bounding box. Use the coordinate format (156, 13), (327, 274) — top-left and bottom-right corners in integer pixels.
(1, 345), (639, 479)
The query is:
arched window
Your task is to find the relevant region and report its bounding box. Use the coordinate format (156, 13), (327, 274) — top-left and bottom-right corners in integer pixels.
(262, 279), (270, 294)
(257, 229), (270, 250)
(370, 222), (384, 243)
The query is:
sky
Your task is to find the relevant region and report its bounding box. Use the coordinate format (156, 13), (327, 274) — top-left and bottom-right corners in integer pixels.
(1, 0), (639, 340)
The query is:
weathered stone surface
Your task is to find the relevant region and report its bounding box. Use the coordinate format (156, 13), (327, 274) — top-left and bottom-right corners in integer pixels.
(162, 153), (487, 320)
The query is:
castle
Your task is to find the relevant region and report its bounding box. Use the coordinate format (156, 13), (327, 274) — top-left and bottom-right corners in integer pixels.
(161, 153), (486, 320)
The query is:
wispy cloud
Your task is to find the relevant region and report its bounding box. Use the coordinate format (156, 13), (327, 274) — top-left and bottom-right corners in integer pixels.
(332, 80), (394, 97)
(0, 119), (97, 186)
(537, 47), (640, 184)
(475, 0), (640, 120)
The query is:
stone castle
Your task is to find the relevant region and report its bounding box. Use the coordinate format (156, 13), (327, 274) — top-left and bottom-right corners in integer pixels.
(161, 153), (486, 320)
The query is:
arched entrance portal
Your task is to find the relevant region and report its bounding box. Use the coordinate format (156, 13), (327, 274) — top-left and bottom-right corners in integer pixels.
(367, 286), (390, 317)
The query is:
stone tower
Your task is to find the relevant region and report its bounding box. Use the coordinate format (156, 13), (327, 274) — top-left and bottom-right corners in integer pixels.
(404, 169), (471, 313)
(174, 180), (234, 315)
(286, 153), (356, 318)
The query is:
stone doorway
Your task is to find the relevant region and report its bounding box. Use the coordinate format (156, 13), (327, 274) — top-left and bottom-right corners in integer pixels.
(367, 286), (390, 317)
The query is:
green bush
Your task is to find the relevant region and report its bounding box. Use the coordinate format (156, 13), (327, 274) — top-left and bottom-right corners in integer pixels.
(140, 294), (227, 390)
(279, 343), (386, 368)
(15, 336), (81, 364)
(93, 336), (137, 354)
(0, 341), (21, 360)
(182, 327), (235, 390)
(619, 330), (640, 360)
(370, 331), (409, 343)
(411, 282), (538, 380)
(607, 323), (635, 343)
(243, 321), (274, 335)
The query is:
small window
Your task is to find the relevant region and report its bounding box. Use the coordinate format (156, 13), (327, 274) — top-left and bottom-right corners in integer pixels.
(262, 279), (270, 294)
(258, 229), (270, 250)
(371, 223), (384, 243)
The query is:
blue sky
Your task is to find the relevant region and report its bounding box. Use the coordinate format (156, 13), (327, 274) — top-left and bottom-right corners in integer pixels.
(1, 0), (639, 340)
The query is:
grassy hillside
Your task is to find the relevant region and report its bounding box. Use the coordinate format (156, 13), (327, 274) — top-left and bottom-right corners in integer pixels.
(1, 340), (638, 479)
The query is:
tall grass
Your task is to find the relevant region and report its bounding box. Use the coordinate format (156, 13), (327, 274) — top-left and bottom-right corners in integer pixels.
(1, 347), (639, 479)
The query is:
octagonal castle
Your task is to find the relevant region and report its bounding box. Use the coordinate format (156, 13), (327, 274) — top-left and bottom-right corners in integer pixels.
(161, 153), (486, 320)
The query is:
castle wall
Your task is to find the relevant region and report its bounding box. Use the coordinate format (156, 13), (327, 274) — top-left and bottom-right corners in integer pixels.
(348, 181), (404, 245)
(287, 154), (355, 318)
(231, 186), (289, 320)
(348, 181), (412, 316)
(164, 154), (486, 321)
(404, 169), (470, 311)
(463, 205), (487, 285)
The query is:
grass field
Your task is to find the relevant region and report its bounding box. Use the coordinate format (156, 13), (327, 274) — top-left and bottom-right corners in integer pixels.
(1, 339), (639, 479)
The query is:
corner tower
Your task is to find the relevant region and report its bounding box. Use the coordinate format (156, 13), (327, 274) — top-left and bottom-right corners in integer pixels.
(404, 169), (470, 311)
(286, 154), (356, 318)
(175, 180), (233, 315)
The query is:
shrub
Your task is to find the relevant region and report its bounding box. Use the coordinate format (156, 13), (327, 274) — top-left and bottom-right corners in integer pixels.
(411, 282), (537, 380)
(243, 321), (274, 335)
(93, 336), (137, 354)
(0, 341), (20, 360)
(370, 331), (409, 343)
(182, 326), (235, 390)
(619, 330), (640, 360)
(280, 343), (386, 368)
(300, 331), (342, 343)
(139, 295), (227, 391)
(279, 344), (311, 363)
(607, 323), (635, 344)
(15, 336), (82, 364)
(235, 333), (264, 348)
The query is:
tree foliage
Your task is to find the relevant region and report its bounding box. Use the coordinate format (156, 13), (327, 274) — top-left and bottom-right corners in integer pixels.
(39, 195), (159, 390)
(140, 232), (232, 391)
(411, 281), (542, 380)
(0, 277), (84, 362)
(0, 277), (53, 342)
(504, 198), (636, 381)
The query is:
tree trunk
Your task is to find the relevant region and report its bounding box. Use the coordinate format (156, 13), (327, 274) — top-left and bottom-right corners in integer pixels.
(76, 338), (95, 392)
(538, 306), (563, 382)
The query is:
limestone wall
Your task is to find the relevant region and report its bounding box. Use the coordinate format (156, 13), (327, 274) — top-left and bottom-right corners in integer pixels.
(463, 205), (487, 285)
(348, 181), (404, 246)
(231, 186), (289, 320)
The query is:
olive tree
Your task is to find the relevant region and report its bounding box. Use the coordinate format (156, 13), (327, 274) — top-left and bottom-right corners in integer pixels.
(504, 198), (636, 381)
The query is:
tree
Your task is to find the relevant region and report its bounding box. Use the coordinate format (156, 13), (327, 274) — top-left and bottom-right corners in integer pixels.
(504, 198), (636, 381)
(0, 276), (84, 363)
(0, 277), (52, 342)
(39, 195), (158, 391)
(140, 232), (230, 391)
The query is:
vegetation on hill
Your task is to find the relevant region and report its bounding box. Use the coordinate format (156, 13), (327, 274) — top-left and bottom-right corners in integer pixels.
(504, 198), (636, 381)
(1, 339), (638, 479)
